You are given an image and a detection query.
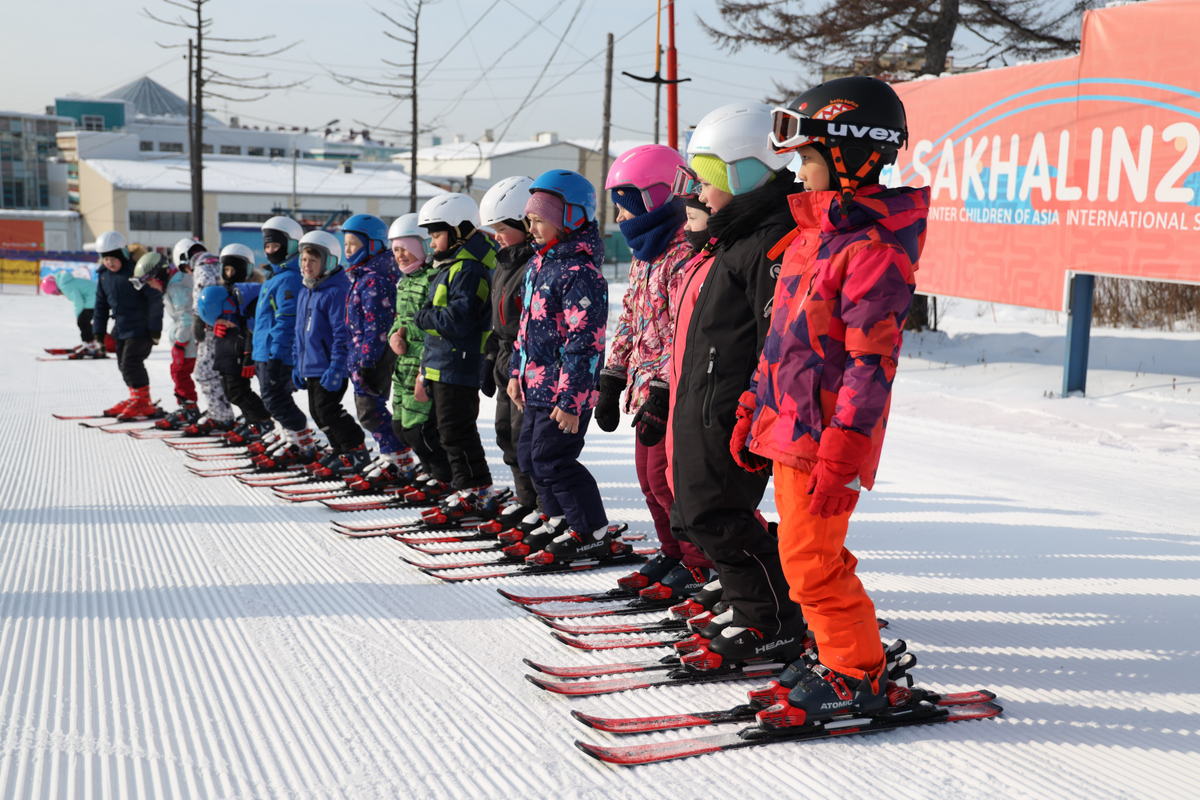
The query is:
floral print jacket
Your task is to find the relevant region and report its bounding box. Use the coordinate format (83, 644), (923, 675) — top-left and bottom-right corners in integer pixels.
(511, 221), (608, 415)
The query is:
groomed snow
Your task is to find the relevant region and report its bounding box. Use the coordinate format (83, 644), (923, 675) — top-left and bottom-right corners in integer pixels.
(1, 291), (1198, 798)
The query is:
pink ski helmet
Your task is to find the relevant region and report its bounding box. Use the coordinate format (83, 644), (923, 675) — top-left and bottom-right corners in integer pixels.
(40, 275), (60, 295)
(605, 144), (688, 213)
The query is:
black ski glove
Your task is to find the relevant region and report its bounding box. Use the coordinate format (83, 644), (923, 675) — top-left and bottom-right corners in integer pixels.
(358, 363), (380, 396)
(595, 369), (627, 432)
(479, 355), (497, 397)
(631, 379), (670, 447)
(192, 316), (206, 343)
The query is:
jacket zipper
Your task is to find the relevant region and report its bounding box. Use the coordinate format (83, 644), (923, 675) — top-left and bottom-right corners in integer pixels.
(702, 346), (718, 428)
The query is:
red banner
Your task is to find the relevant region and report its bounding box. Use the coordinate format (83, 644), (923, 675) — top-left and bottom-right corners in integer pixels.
(890, 0), (1200, 310)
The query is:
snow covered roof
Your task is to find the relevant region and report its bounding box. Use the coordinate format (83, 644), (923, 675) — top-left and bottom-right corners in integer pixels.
(566, 138), (659, 158)
(83, 155), (444, 199)
(106, 77), (188, 120)
(401, 137), (662, 164)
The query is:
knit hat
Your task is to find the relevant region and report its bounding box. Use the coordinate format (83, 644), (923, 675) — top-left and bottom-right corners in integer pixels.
(394, 236), (427, 271)
(685, 196), (709, 213)
(611, 187), (647, 216)
(525, 191), (565, 227)
(689, 153), (731, 194)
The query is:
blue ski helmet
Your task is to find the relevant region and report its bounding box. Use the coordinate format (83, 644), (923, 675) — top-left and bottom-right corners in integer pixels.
(528, 170), (597, 232)
(196, 285), (237, 326)
(340, 214), (389, 267)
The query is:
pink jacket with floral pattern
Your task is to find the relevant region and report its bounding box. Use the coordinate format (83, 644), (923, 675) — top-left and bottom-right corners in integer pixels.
(607, 224), (691, 412)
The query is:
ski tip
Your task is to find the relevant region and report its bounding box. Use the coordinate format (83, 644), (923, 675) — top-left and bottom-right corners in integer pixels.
(574, 740), (608, 762)
(948, 701), (1003, 721)
(570, 710), (599, 729)
(877, 618), (888, 629)
(524, 674), (557, 692)
(522, 658), (552, 674)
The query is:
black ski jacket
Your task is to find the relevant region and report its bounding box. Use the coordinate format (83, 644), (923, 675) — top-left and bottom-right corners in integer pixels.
(671, 174), (798, 518)
(489, 240), (535, 385)
(93, 257), (164, 341)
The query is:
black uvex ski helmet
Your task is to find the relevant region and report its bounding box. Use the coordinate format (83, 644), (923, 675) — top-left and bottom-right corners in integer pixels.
(769, 76), (908, 206)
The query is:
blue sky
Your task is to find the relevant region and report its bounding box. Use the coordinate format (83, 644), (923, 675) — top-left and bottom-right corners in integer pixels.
(6, 0), (801, 146)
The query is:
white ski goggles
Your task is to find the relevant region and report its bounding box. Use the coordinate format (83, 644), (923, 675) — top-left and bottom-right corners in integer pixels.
(769, 107), (820, 153)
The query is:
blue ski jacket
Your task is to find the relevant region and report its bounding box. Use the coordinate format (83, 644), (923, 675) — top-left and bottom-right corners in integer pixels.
(253, 255), (303, 364)
(293, 267), (352, 379)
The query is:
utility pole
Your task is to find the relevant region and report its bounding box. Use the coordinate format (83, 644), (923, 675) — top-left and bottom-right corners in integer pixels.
(654, 46), (662, 144)
(599, 32), (614, 255)
(187, 39), (198, 237)
(409, 2), (422, 212)
(666, 0), (680, 150)
(192, 5), (205, 241)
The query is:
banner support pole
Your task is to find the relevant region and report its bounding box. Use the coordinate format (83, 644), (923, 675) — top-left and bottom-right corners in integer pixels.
(1062, 273), (1095, 397)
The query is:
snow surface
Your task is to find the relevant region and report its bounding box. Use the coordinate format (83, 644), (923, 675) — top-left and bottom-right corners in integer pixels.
(2, 291), (1199, 799)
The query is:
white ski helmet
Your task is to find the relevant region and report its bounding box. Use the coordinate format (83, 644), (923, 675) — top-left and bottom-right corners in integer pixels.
(387, 212), (429, 242)
(172, 237), (205, 268)
(95, 230), (128, 257)
(418, 192), (480, 232)
(687, 102), (792, 195)
(261, 215), (304, 243)
(298, 230), (342, 273)
(218, 243), (256, 282)
(479, 176), (535, 228)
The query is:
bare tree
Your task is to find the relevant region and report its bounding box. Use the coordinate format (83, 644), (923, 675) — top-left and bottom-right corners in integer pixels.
(145, 0), (302, 238)
(330, 1), (435, 213)
(702, 0), (1107, 98)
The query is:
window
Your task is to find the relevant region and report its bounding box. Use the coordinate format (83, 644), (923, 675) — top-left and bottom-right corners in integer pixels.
(247, 146), (264, 157)
(3, 181), (26, 207)
(201, 144), (213, 154)
(129, 210), (193, 231)
(218, 212), (274, 225)
(220, 145), (241, 155)
(82, 115), (105, 132)
(139, 140), (153, 152)
(269, 148), (285, 158)
(158, 142), (184, 153)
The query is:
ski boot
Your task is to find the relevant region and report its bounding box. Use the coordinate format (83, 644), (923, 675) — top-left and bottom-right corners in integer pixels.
(669, 577), (723, 620)
(72, 342), (107, 359)
(494, 501), (537, 531)
(400, 475), (454, 505)
(756, 661), (889, 730)
(497, 509), (550, 543)
(680, 619), (808, 671)
(346, 452), (417, 493)
(674, 606), (735, 654)
(419, 485), (505, 527)
(181, 416), (236, 437)
(155, 400), (200, 430)
(222, 419), (273, 446)
(616, 553), (680, 592)
(117, 387), (161, 421)
(313, 445), (373, 479)
(102, 389), (136, 418)
(638, 564), (712, 603)
(747, 639), (909, 712)
(304, 449), (343, 475)
(525, 524), (625, 565)
(501, 515), (568, 559)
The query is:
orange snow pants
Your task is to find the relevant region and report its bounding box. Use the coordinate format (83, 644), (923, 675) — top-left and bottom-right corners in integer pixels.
(774, 462), (885, 681)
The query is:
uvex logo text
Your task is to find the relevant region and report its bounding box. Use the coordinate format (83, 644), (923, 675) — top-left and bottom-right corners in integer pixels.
(827, 124), (903, 144)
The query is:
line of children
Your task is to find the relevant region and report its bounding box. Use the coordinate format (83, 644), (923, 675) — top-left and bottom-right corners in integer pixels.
(92, 230), (163, 420)
(129, 250), (200, 428)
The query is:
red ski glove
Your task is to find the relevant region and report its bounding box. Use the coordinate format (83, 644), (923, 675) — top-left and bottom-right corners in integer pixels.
(213, 320), (231, 338)
(807, 427), (873, 518)
(241, 364), (256, 379)
(730, 390), (769, 472)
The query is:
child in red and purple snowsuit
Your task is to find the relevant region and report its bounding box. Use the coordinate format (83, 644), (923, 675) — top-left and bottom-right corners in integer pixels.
(506, 172), (612, 562)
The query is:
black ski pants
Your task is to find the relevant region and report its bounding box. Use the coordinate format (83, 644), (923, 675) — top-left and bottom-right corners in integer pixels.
(495, 385), (539, 509)
(393, 411), (452, 483)
(114, 336), (153, 388)
(219, 372), (270, 423)
(671, 499), (803, 637)
(427, 380), (491, 490)
(77, 309), (94, 343)
(257, 359), (307, 432)
(306, 378), (364, 452)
